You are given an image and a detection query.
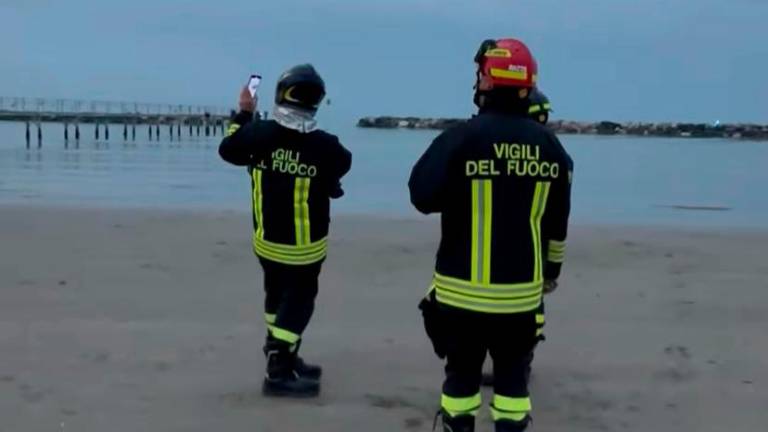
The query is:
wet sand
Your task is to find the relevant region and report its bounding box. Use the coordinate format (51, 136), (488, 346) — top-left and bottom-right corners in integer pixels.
(1, 206), (766, 431)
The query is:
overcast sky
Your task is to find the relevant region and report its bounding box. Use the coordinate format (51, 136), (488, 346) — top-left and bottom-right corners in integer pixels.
(2, 0), (767, 123)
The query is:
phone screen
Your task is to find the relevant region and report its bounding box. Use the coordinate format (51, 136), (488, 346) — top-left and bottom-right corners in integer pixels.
(247, 75), (262, 97)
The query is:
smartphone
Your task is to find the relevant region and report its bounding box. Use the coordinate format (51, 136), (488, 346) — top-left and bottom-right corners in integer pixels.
(247, 74), (262, 98)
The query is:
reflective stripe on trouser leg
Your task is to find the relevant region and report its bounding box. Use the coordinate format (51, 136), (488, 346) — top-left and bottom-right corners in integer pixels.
(442, 393), (482, 417)
(490, 394), (532, 422)
(471, 179), (493, 284)
(269, 325), (301, 345)
(536, 314), (545, 337)
(265, 313), (276, 325)
(529, 182), (550, 282)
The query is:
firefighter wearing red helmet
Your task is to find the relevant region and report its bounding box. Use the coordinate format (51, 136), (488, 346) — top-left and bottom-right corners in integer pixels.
(410, 39), (573, 432)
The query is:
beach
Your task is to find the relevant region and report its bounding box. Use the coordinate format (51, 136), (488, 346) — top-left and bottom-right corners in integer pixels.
(1, 205), (766, 431)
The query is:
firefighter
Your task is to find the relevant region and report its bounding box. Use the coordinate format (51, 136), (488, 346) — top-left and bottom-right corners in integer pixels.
(481, 87), (560, 388)
(410, 39), (572, 431)
(527, 88), (552, 125)
(219, 64), (352, 398)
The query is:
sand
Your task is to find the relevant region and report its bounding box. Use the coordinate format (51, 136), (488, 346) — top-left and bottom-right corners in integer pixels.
(0, 205), (766, 432)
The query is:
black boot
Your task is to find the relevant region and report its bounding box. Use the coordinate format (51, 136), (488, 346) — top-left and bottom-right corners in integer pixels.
(293, 340), (322, 380)
(435, 411), (474, 432)
(295, 356), (322, 380)
(262, 340), (320, 398)
(495, 417), (530, 432)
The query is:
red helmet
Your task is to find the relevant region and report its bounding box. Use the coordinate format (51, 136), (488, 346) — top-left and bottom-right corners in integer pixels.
(474, 38), (538, 91)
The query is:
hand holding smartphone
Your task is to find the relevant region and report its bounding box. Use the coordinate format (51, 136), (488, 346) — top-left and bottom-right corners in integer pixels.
(240, 74), (261, 113)
(247, 74), (262, 98)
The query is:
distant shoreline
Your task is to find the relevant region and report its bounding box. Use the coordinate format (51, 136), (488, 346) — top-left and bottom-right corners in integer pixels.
(357, 116), (768, 140)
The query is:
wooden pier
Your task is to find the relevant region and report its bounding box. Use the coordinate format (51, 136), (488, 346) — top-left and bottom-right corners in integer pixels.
(0, 96), (266, 147)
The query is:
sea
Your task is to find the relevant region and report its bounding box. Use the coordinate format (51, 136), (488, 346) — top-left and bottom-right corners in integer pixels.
(1, 119), (767, 228)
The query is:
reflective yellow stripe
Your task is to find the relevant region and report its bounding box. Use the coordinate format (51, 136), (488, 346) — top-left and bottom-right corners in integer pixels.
(493, 395), (531, 411)
(490, 67), (528, 81)
(482, 181), (493, 284)
(253, 236), (327, 265)
(471, 181), (479, 282)
(433, 272), (543, 314)
(434, 273), (541, 298)
(548, 240), (566, 263)
(528, 104), (542, 114)
(252, 169), (264, 240)
(294, 178), (311, 246)
(441, 393), (482, 417)
(535, 328), (544, 337)
(435, 287), (541, 314)
(485, 48), (511, 58)
(491, 407), (528, 422)
(536, 314), (545, 325)
(270, 326), (300, 344)
(471, 180), (493, 284)
(255, 236), (327, 254)
(491, 395), (532, 421)
(265, 313), (276, 324)
(530, 182), (550, 282)
(301, 179), (310, 244)
(542, 103), (552, 111)
(254, 245), (326, 264)
(226, 123), (241, 137)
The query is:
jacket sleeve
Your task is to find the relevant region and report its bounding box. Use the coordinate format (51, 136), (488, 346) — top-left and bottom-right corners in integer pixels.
(408, 128), (463, 214)
(329, 139), (352, 199)
(543, 136), (573, 280)
(218, 111), (260, 166)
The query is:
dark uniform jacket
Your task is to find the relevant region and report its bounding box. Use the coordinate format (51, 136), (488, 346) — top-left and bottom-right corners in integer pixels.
(219, 112), (352, 265)
(409, 110), (572, 314)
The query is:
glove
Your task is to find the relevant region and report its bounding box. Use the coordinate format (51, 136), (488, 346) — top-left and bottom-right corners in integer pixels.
(419, 291), (447, 359)
(543, 279), (558, 294)
(330, 182), (345, 199)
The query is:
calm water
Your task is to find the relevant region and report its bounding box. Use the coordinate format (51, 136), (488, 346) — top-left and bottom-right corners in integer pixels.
(1, 120), (767, 228)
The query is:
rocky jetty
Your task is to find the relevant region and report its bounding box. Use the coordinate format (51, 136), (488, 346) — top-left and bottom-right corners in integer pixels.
(357, 117), (768, 140)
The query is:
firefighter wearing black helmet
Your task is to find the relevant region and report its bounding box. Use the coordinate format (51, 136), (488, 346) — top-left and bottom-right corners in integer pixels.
(527, 88), (552, 125)
(219, 64), (352, 398)
(410, 39), (573, 432)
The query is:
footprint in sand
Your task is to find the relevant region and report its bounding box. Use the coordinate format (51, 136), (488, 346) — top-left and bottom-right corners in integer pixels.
(139, 263), (171, 273)
(404, 417), (424, 430)
(17, 383), (46, 404)
(655, 345), (696, 383)
(81, 351), (111, 364)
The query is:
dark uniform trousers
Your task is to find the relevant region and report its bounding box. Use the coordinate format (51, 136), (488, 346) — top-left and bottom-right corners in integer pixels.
(260, 258), (323, 346)
(440, 303), (539, 423)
